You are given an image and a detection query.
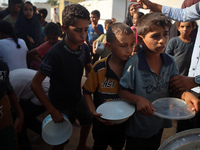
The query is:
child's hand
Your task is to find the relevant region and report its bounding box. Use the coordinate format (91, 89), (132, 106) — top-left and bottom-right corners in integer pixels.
(182, 91), (200, 113)
(92, 111), (114, 125)
(136, 97), (155, 116)
(51, 109), (65, 123)
(14, 116), (24, 134)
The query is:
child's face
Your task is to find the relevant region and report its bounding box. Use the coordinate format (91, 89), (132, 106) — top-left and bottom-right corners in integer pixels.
(140, 25), (169, 54)
(90, 14), (99, 25)
(177, 22), (193, 37)
(108, 33), (135, 61)
(63, 19), (89, 50)
(23, 3), (33, 19)
(132, 13), (139, 27)
(46, 35), (59, 46)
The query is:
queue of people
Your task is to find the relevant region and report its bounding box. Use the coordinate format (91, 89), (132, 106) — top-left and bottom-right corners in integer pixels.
(1, 0), (200, 150)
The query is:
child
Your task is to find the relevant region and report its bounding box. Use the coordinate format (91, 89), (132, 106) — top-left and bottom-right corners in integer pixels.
(38, 8), (48, 29)
(0, 20), (28, 71)
(119, 13), (200, 150)
(165, 21), (196, 76)
(83, 23), (135, 150)
(31, 4), (93, 150)
(28, 22), (61, 70)
(131, 11), (144, 44)
(15, 1), (43, 49)
(3, 0), (22, 28)
(87, 10), (104, 64)
(92, 19), (113, 59)
(0, 60), (24, 150)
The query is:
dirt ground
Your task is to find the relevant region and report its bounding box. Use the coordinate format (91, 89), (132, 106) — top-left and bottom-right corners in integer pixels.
(28, 111), (177, 150)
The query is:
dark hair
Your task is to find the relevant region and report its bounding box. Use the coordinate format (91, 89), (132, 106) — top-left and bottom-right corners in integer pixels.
(62, 4), (90, 27)
(137, 12), (172, 37)
(175, 21), (197, 29)
(91, 10), (100, 18)
(0, 20), (21, 48)
(133, 12), (144, 20)
(10, 0), (23, 5)
(104, 19), (113, 27)
(123, 4), (134, 27)
(107, 22), (134, 43)
(39, 8), (48, 18)
(44, 22), (61, 36)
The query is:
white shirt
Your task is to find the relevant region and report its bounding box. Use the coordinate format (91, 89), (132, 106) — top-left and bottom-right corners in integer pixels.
(9, 68), (50, 105)
(0, 38), (28, 71)
(162, 3), (200, 93)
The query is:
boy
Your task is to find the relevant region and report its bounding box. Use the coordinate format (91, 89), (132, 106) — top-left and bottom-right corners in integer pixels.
(0, 60), (24, 150)
(31, 4), (93, 150)
(119, 13), (200, 150)
(83, 23), (135, 150)
(87, 10), (104, 64)
(92, 19), (114, 59)
(28, 22), (61, 70)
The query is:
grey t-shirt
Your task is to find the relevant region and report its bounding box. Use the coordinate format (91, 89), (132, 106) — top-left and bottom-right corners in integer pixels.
(165, 37), (195, 76)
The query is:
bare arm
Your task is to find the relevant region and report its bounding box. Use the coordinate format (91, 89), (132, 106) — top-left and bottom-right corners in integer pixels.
(9, 93), (24, 134)
(118, 88), (155, 116)
(170, 75), (197, 92)
(93, 40), (97, 54)
(181, 91), (200, 112)
(31, 71), (65, 123)
(130, 0), (162, 12)
(28, 48), (42, 63)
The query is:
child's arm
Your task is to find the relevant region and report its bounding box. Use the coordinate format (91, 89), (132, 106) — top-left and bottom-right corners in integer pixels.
(92, 40), (97, 54)
(181, 91), (200, 112)
(119, 88), (155, 116)
(28, 48), (42, 63)
(8, 92), (24, 134)
(84, 93), (113, 125)
(31, 71), (65, 123)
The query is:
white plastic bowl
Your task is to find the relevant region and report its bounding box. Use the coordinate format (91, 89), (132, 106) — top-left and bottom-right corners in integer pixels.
(42, 114), (72, 145)
(95, 41), (105, 54)
(96, 100), (135, 124)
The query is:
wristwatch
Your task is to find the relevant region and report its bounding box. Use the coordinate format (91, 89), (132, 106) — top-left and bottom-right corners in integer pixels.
(194, 75), (200, 86)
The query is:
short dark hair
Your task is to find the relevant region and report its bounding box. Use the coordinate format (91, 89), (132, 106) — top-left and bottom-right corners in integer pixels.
(133, 12), (144, 19)
(137, 12), (172, 37)
(10, 0), (23, 5)
(44, 22), (61, 36)
(175, 21), (197, 29)
(104, 19), (113, 27)
(91, 10), (100, 18)
(62, 4), (90, 27)
(39, 8), (48, 18)
(106, 22), (134, 43)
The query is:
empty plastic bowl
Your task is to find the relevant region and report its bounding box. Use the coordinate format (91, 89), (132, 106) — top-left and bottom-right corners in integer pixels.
(95, 41), (105, 54)
(42, 114), (72, 145)
(96, 100), (135, 124)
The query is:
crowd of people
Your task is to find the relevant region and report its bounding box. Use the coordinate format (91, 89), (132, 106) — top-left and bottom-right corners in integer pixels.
(1, 0), (200, 150)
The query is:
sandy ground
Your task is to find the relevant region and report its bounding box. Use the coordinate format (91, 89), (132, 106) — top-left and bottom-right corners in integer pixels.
(27, 111), (177, 150)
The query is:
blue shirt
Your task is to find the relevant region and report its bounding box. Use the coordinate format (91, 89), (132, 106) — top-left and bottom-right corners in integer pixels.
(119, 49), (178, 138)
(162, 3), (200, 93)
(87, 24), (104, 46)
